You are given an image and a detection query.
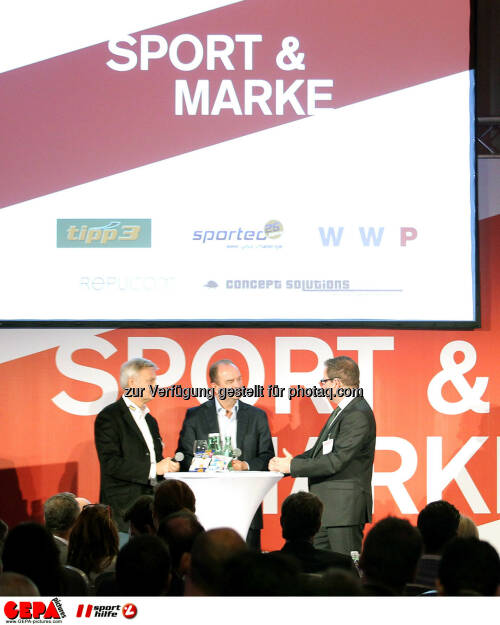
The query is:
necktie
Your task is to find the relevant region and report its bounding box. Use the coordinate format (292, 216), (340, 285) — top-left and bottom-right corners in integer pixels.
(312, 406), (341, 458)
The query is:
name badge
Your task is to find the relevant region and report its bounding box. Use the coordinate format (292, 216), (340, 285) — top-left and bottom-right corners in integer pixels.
(322, 439), (333, 455)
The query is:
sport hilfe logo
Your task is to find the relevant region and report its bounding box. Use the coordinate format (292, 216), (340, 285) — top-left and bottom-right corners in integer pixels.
(76, 604), (119, 618)
(57, 220), (151, 248)
(4, 600), (65, 620)
(75, 604), (137, 619)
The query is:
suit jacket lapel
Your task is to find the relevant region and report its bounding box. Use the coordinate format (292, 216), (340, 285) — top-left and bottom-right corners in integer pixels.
(236, 402), (249, 450)
(328, 396), (364, 440)
(118, 398), (148, 451)
(311, 408), (339, 457)
(204, 400), (219, 437)
(145, 413), (163, 461)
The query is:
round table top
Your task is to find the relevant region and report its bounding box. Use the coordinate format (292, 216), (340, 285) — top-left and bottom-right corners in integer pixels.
(162, 471), (284, 480)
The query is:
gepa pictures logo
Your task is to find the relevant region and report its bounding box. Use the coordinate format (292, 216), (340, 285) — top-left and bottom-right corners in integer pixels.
(57, 220), (151, 248)
(4, 599), (65, 621)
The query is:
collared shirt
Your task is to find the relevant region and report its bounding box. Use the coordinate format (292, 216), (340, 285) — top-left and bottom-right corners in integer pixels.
(326, 393), (357, 435)
(215, 396), (239, 448)
(336, 393), (357, 413)
(123, 395), (157, 480)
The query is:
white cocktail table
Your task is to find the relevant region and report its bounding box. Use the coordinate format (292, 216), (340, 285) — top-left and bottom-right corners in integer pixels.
(162, 471), (283, 539)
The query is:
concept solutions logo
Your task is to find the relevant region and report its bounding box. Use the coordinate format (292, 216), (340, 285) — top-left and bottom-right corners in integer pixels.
(57, 220), (151, 248)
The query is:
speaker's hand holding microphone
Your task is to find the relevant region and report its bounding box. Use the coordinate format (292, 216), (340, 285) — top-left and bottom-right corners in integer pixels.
(157, 452), (184, 475)
(230, 448), (249, 471)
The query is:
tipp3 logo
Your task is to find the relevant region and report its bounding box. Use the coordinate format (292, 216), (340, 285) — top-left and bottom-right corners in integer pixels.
(57, 220), (151, 247)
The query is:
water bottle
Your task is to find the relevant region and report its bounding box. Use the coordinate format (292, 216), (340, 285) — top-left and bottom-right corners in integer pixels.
(223, 436), (233, 456)
(223, 436), (233, 470)
(212, 433), (222, 455)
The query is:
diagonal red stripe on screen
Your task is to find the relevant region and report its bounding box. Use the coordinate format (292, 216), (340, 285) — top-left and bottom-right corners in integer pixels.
(0, 0), (469, 209)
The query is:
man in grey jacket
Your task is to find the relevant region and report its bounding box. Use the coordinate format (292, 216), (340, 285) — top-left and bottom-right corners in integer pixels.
(269, 356), (376, 555)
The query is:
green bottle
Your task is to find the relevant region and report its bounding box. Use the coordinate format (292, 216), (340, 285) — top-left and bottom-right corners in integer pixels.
(223, 436), (233, 456)
(212, 433), (222, 455)
(223, 436), (233, 470)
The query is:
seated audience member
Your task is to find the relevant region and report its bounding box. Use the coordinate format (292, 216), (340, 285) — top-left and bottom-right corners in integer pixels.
(411, 500), (460, 591)
(67, 504), (119, 590)
(75, 497), (91, 510)
(2, 522), (64, 595)
(275, 491), (357, 575)
(359, 517), (422, 595)
(457, 514), (479, 539)
(222, 551), (302, 596)
(302, 568), (364, 596)
(153, 480), (196, 528)
(184, 528), (248, 596)
(0, 572), (40, 596)
(116, 535), (171, 596)
(157, 511), (205, 595)
(44, 492), (81, 564)
(124, 495), (155, 538)
(438, 537), (500, 596)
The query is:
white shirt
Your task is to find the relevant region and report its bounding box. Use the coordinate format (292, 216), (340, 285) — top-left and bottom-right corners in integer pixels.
(122, 395), (157, 480)
(215, 396), (238, 449)
(337, 393), (357, 413)
(327, 393), (357, 432)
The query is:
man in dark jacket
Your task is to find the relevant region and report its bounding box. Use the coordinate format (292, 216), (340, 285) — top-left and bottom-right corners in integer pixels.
(270, 356), (376, 555)
(274, 491), (357, 575)
(94, 358), (179, 537)
(176, 359), (274, 550)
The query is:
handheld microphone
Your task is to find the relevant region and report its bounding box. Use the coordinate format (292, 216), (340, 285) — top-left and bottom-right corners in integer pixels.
(232, 448), (242, 459)
(174, 452), (184, 462)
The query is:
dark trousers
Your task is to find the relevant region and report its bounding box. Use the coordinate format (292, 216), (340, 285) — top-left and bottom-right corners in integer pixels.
(313, 524), (364, 556)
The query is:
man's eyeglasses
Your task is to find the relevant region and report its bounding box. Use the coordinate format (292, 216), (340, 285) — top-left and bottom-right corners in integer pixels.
(320, 377), (339, 385)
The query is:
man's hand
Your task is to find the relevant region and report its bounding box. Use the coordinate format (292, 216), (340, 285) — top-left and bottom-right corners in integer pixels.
(168, 460), (180, 472)
(268, 448), (293, 473)
(231, 459), (249, 471)
(156, 458), (181, 475)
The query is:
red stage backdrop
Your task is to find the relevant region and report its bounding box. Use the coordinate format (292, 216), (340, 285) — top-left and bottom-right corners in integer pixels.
(0, 209), (499, 551)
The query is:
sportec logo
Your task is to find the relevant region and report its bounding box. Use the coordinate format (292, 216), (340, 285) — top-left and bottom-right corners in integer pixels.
(57, 219), (151, 248)
(4, 599), (66, 621)
(193, 226), (266, 244)
(192, 220), (283, 247)
(75, 604), (137, 619)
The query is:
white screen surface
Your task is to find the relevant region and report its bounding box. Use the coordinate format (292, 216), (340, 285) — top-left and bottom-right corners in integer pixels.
(0, 0), (476, 324)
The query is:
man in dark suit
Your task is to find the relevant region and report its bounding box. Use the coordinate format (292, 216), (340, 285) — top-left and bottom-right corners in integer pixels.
(176, 359), (275, 550)
(94, 358), (179, 538)
(274, 491), (357, 575)
(44, 492), (80, 564)
(269, 356), (376, 556)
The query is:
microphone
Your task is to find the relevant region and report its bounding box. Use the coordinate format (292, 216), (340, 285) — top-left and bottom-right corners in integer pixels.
(232, 448), (242, 459)
(174, 452), (184, 462)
